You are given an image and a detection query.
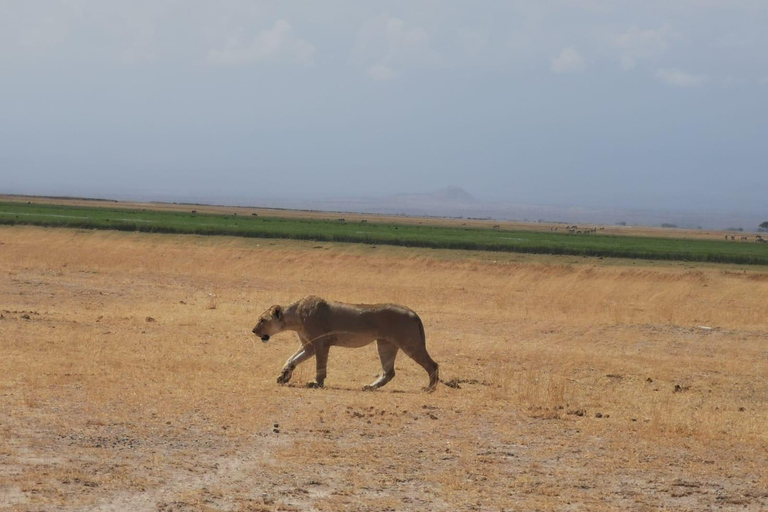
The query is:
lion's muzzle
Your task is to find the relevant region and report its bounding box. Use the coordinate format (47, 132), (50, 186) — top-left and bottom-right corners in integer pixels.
(252, 327), (270, 342)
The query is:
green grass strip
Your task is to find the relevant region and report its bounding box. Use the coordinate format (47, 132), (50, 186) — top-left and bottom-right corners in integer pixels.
(1, 201), (767, 265)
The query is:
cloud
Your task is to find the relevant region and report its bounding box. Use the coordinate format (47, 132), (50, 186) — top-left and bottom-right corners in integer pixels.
(206, 19), (315, 66)
(722, 76), (747, 87)
(655, 68), (707, 87)
(354, 15), (440, 80)
(457, 27), (489, 58)
(551, 47), (585, 74)
(614, 25), (677, 70)
(367, 64), (395, 81)
(712, 32), (752, 49)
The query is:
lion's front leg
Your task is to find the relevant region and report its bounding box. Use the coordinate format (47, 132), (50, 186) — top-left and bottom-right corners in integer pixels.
(277, 344), (315, 385)
(306, 342), (329, 388)
(276, 365), (294, 384)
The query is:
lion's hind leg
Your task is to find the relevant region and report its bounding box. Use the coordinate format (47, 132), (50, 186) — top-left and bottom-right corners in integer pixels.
(403, 344), (439, 393)
(363, 340), (399, 391)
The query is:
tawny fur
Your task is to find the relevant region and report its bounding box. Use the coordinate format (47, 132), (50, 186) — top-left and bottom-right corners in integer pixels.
(252, 296), (439, 391)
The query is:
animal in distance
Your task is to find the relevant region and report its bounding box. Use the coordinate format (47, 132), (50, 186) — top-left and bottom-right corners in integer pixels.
(252, 296), (440, 392)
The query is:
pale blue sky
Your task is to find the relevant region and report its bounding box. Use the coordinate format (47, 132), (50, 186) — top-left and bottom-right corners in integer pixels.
(1, 1), (766, 213)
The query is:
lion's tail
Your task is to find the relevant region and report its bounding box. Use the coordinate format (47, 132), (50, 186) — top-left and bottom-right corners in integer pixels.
(416, 315), (456, 391)
(417, 315), (427, 346)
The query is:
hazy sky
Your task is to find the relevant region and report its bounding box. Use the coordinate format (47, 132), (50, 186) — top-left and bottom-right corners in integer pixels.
(2, 1), (767, 213)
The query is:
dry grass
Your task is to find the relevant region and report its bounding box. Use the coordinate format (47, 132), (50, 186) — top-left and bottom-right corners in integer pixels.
(1, 225), (767, 511)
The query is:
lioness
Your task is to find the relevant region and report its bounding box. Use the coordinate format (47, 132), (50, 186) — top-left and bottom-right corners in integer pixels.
(252, 296), (439, 392)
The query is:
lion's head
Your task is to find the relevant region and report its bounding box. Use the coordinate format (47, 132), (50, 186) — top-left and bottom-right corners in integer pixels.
(252, 305), (285, 342)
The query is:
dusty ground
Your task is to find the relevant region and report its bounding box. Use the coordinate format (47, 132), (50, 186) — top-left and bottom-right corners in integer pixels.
(1, 226), (767, 511)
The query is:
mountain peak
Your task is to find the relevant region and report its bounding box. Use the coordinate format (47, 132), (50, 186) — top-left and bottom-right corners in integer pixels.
(431, 187), (475, 202)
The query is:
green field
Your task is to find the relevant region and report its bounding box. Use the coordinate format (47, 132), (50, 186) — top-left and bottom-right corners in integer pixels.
(1, 201), (766, 265)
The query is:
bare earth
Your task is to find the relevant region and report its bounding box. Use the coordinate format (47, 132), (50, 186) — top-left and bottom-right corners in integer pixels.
(1, 226), (767, 511)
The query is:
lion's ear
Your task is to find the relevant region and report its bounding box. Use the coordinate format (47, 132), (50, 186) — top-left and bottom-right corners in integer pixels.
(274, 306), (283, 319)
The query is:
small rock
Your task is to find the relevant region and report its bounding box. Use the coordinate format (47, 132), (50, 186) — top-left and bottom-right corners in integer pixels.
(145, 316), (155, 322)
(274, 423), (279, 428)
(595, 412), (603, 418)
(20, 314), (31, 320)
(273, 428), (280, 434)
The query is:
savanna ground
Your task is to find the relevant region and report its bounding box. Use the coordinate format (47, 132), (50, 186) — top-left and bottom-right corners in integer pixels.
(1, 225), (767, 511)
